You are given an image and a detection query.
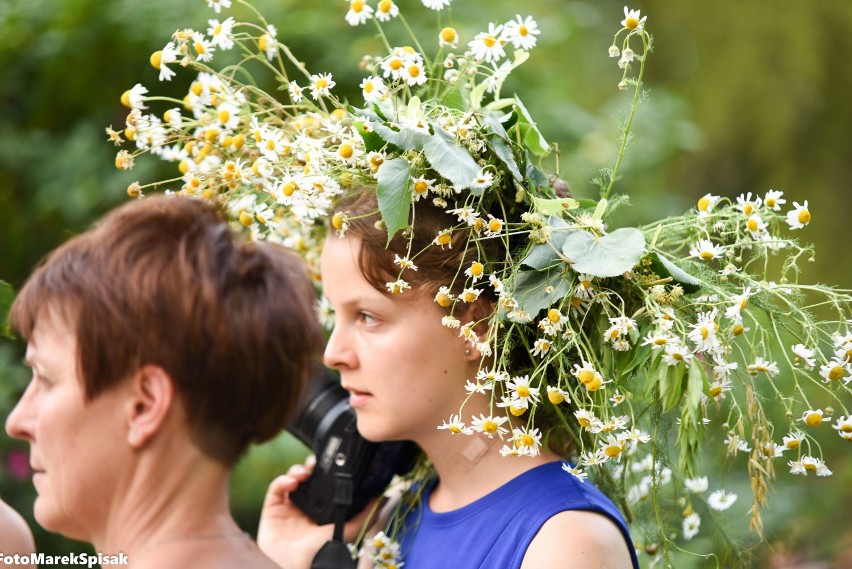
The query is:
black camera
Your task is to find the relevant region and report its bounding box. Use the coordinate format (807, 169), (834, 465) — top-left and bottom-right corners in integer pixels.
(287, 370), (419, 525)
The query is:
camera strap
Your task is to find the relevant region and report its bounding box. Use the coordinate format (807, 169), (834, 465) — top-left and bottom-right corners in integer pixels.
(310, 472), (358, 569)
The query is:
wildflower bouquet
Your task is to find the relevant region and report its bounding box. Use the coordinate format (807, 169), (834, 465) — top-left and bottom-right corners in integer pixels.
(109, 0), (851, 566)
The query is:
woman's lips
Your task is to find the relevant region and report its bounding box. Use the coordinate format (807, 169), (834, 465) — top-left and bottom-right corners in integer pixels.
(345, 387), (373, 408)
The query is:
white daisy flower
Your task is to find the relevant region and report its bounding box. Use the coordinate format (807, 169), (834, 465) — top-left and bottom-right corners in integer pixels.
(375, 0), (399, 22)
(470, 414), (509, 439)
(684, 476), (709, 494)
(736, 192), (762, 216)
(437, 414), (473, 435)
(205, 0), (232, 14)
(682, 513), (700, 540)
(696, 193), (720, 215)
(309, 72), (336, 100)
(690, 238), (724, 261)
(422, 0), (452, 10)
(747, 357), (780, 377)
(819, 359), (848, 383)
(288, 81), (303, 103)
(503, 15), (539, 50)
(345, 0), (374, 26)
(468, 22), (506, 63)
(785, 200), (811, 230)
(707, 490), (737, 511)
(763, 189), (786, 211)
(438, 26), (459, 48)
(788, 456), (832, 477)
(360, 75), (387, 103)
(832, 416), (852, 441)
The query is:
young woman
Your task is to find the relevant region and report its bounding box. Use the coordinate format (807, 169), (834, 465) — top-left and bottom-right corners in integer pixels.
(5, 195), (321, 568)
(258, 192), (640, 569)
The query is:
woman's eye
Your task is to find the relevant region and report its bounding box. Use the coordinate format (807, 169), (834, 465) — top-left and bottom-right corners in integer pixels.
(358, 311), (377, 325)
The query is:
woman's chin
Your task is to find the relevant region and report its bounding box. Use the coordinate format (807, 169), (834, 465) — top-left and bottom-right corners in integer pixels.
(34, 499), (86, 541)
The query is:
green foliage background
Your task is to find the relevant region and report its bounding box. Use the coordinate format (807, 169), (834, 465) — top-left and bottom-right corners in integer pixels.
(1, 0), (850, 566)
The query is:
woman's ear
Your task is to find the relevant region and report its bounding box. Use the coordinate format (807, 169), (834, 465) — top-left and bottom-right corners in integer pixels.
(458, 298), (496, 361)
(125, 365), (175, 448)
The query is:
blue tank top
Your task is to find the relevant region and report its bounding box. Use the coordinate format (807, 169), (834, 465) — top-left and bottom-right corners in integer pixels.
(396, 461), (640, 569)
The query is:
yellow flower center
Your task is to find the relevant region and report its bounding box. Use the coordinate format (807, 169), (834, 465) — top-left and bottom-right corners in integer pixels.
(407, 64), (421, 78)
(232, 133), (245, 149)
(315, 78), (328, 89)
(733, 324), (745, 336)
(804, 462), (817, 472)
(124, 126), (136, 141)
(581, 280), (591, 289)
(150, 50), (163, 69)
(701, 326), (710, 340)
(697, 196), (711, 211)
(281, 181), (298, 197)
(805, 413), (823, 428)
(700, 251), (715, 260)
(488, 218), (503, 233)
(584, 376), (602, 391)
(747, 216), (759, 232)
(178, 160), (189, 174)
(379, 0), (392, 12)
(604, 444), (622, 458)
(785, 439), (800, 450)
(483, 420), (498, 434)
(414, 181), (428, 194)
(709, 385), (723, 398)
(339, 143), (354, 159)
(798, 209), (811, 224)
(509, 405), (526, 417)
(239, 211), (254, 227)
(516, 385), (530, 398)
(516, 434), (535, 447)
(828, 365), (844, 381)
(519, 25), (529, 36)
(331, 212), (345, 231)
(194, 41), (206, 55)
(654, 337), (667, 346)
(470, 262), (484, 277)
(842, 425), (852, 433)
(120, 90), (132, 108)
(363, 81), (374, 94)
(389, 59), (403, 71)
(547, 308), (561, 323)
(449, 424), (462, 434)
(578, 370), (596, 384)
(351, 0), (365, 11)
(435, 292), (452, 307)
(218, 109), (230, 124)
(436, 232), (452, 245)
(625, 17), (639, 30)
(743, 203), (755, 215)
(483, 35), (497, 48)
(440, 27), (457, 42)
(765, 197), (776, 208)
(548, 390), (565, 405)
(577, 417), (591, 427)
(258, 34), (271, 52)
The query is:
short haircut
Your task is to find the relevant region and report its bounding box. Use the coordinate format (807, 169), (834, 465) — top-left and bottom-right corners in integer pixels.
(11, 195), (322, 464)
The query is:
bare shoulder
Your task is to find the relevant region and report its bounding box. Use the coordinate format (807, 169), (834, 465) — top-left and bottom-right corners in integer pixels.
(0, 498), (36, 555)
(521, 510), (634, 569)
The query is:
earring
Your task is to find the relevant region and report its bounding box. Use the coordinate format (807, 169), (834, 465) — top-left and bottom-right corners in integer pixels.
(464, 348), (472, 356)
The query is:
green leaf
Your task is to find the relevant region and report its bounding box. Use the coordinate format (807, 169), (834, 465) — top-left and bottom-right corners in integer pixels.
(648, 252), (703, 294)
(660, 364), (686, 412)
(354, 122), (401, 154)
(532, 196), (580, 216)
(423, 126), (481, 192)
(685, 362), (706, 419)
(369, 120), (428, 152)
(483, 113), (522, 181)
(376, 158), (411, 244)
(514, 96), (549, 155)
(561, 227), (646, 278)
(1, 281), (14, 339)
(509, 269), (573, 319)
(520, 217), (571, 269)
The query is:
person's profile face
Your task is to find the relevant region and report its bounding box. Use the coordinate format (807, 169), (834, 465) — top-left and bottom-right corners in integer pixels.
(5, 309), (128, 540)
(320, 235), (474, 445)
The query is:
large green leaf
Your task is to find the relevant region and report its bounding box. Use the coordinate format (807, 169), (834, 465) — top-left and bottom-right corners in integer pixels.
(532, 196), (580, 216)
(369, 120), (428, 152)
(648, 251), (703, 294)
(422, 126), (481, 192)
(482, 113), (522, 181)
(514, 96), (549, 156)
(520, 217), (571, 269)
(376, 158), (411, 244)
(561, 227), (646, 278)
(509, 268), (573, 318)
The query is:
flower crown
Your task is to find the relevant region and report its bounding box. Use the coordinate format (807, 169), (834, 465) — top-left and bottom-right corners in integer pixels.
(110, 1), (851, 566)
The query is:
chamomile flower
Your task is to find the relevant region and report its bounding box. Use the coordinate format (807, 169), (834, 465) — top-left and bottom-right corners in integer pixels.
(386, 279), (410, 295)
(682, 513), (701, 540)
(151, 42), (178, 81)
(470, 170), (495, 190)
(684, 476), (709, 494)
(374, 0), (399, 22)
(400, 56), (427, 86)
(763, 189), (786, 211)
(782, 431), (805, 451)
(422, 0), (452, 10)
(465, 380), (492, 395)
(438, 27), (459, 48)
(696, 193), (720, 215)
(531, 338), (552, 357)
(441, 315), (461, 329)
(707, 378), (732, 401)
(471, 414), (509, 439)
(437, 415), (473, 435)
(345, 0), (374, 26)
(724, 287), (752, 321)
(360, 75), (387, 103)
(459, 287), (481, 303)
(575, 274), (596, 299)
(503, 15), (539, 50)
(690, 238), (724, 261)
(506, 375), (541, 404)
(663, 342), (693, 367)
(786, 201), (811, 230)
(801, 409), (825, 428)
(309, 73), (336, 100)
(819, 359), (849, 383)
(206, 17), (235, 50)
(736, 192), (762, 216)
(572, 362), (605, 391)
(468, 22), (506, 63)
(120, 83), (149, 110)
(464, 261), (485, 281)
(546, 385), (570, 405)
(745, 214), (768, 239)
(205, 0), (232, 14)
(380, 52), (405, 80)
(562, 463), (587, 483)
(747, 357), (780, 377)
(511, 426), (543, 456)
(832, 416), (852, 440)
(687, 309), (719, 353)
(191, 32), (215, 62)
(288, 81), (304, 103)
(393, 254), (418, 271)
(258, 25), (278, 60)
(789, 456), (832, 477)
(707, 490), (737, 511)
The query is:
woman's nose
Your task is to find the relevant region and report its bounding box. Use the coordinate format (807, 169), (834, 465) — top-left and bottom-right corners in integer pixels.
(5, 380), (36, 442)
(322, 324), (356, 371)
